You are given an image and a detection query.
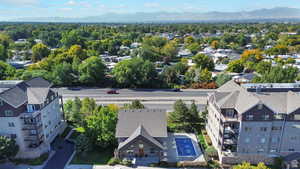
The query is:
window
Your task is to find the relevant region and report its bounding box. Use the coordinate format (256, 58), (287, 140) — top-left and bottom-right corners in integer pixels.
(258, 104), (263, 110)
(261, 138), (266, 143)
(0, 100), (3, 106)
(10, 134), (17, 139)
(272, 137), (279, 143)
(258, 148), (264, 153)
(260, 127), (267, 132)
(150, 148), (156, 154)
(272, 126), (282, 131)
(4, 110), (14, 116)
(263, 115), (270, 120)
(290, 136), (297, 141)
(246, 115), (254, 120)
(8, 122), (15, 127)
(274, 114), (283, 120)
(139, 144), (144, 149)
(245, 138), (250, 143)
(245, 127), (252, 132)
(294, 115), (300, 120)
(270, 149), (277, 153)
(289, 148), (295, 152)
(27, 105), (34, 112)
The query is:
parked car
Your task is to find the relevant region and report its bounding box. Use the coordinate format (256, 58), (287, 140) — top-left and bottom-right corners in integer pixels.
(172, 88), (181, 92)
(107, 90), (119, 94)
(68, 87), (81, 91)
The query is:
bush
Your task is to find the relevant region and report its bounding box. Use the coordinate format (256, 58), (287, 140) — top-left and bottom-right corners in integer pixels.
(177, 161), (208, 168)
(191, 82), (217, 89)
(12, 153), (49, 165)
(107, 157), (121, 166)
(205, 146), (218, 159)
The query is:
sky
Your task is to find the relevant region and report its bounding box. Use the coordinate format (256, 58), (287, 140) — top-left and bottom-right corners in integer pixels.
(0, 0), (300, 20)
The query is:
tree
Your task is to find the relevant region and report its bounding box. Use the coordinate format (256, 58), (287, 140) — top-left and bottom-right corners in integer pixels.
(85, 106), (118, 148)
(0, 61), (16, 80)
(0, 136), (19, 160)
(162, 66), (180, 86)
(51, 62), (76, 86)
(233, 162), (270, 169)
(199, 68), (212, 83)
(80, 97), (97, 116)
(241, 49), (263, 63)
(71, 97), (83, 126)
(215, 73), (232, 87)
(61, 30), (85, 48)
(255, 61), (272, 74)
(227, 60), (244, 73)
(68, 45), (88, 62)
(192, 54), (215, 71)
(253, 66), (298, 83)
(161, 41), (178, 60)
(211, 40), (219, 49)
(31, 43), (50, 62)
(75, 134), (90, 156)
(63, 100), (74, 122)
(78, 56), (106, 85)
(112, 58), (158, 88)
(124, 100), (145, 109)
(186, 43), (201, 55)
(187, 101), (201, 130)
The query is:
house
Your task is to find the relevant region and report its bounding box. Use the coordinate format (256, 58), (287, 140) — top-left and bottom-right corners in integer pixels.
(115, 109), (167, 162)
(206, 80), (300, 165)
(0, 77), (66, 159)
(115, 109), (205, 165)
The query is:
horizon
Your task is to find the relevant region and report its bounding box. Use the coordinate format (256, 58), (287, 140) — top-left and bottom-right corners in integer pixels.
(1, 0), (300, 20)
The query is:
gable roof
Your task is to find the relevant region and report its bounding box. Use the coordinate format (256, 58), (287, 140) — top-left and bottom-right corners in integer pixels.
(118, 125), (164, 151)
(116, 109), (168, 138)
(0, 77), (53, 108)
(213, 80), (300, 114)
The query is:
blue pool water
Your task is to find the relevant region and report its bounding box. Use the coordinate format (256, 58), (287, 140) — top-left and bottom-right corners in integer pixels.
(175, 138), (196, 156)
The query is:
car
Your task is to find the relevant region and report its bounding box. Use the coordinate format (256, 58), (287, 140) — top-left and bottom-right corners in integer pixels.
(68, 87), (81, 91)
(172, 88), (181, 92)
(107, 90), (119, 94)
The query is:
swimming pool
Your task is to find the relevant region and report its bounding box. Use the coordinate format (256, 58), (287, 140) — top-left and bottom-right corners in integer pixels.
(175, 138), (196, 157)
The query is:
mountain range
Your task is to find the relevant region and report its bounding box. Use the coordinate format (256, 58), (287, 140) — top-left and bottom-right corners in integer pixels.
(9, 7), (300, 23)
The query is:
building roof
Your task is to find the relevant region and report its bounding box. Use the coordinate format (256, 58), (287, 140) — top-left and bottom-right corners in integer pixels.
(213, 80), (300, 114)
(116, 109), (168, 138)
(118, 125), (164, 151)
(0, 77), (53, 108)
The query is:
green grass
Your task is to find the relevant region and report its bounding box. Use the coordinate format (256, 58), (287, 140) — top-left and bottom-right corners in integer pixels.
(11, 153), (49, 166)
(198, 132), (208, 150)
(71, 147), (114, 165)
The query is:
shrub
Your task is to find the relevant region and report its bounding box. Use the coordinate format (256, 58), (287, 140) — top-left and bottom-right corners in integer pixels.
(205, 146), (218, 159)
(177, 161), (208, 168)
(12, 153), (49, 165)
(107, 157), (121, 166)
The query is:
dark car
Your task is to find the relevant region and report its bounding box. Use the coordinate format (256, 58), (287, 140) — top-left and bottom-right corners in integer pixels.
(107, 90), (119, 94)
(68, 87), (81, 91)
(172, 88), (181, 92)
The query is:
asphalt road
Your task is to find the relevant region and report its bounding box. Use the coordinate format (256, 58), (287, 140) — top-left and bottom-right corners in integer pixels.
(56, 88), (214, 111)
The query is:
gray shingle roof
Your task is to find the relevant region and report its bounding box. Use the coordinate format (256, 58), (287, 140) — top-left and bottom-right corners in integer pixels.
(0, 78), (53, 108)
(116, 109), (168, 138)
(118, 125), (164, 151)
(214, 80), (300, 114)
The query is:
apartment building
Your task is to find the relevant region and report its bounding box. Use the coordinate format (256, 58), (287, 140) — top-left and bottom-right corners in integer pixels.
(0, 77), (66, 159)
(206, 80), (300, 164)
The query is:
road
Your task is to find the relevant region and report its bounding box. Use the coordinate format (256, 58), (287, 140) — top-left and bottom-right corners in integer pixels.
(56, 88), (214, 111)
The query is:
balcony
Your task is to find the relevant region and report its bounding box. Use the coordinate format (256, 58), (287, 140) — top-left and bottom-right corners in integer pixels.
(22, 122), (43, 130)
(223, 138), (237, 145)
(224, 126), (239, 134)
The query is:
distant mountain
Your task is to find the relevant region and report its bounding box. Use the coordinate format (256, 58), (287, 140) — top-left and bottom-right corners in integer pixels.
(10, 7), (300, 23)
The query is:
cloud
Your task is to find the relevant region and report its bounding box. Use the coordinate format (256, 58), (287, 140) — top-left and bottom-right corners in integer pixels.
(0, 0), (39, 6)
(144, 2), (160, 8)
(59, 7), (73, 11)
(67, 0), (76, 6)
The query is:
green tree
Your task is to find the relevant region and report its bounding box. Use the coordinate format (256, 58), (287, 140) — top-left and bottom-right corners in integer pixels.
(71, 97), (83, 126)
(124, 100), (145, 109)
(61, 30), (85, 48)
(80, 97), (97, 116)
(51, 62), (76, 86)
(0, 136), (19, 160)
(75, 134), (90, 156)
(192, 54), (215, 71)
(255, 61), (272, 74)
(227, 60), (244, 73)
(253, 66), (298, 83)
(112, 58), (158, 88)
(78, 56), (106, 85)
(215, 73), (232, 87)
(31, 43), (50, 62)
(0, 61), (16, 80)
(199, 68), (212, 83)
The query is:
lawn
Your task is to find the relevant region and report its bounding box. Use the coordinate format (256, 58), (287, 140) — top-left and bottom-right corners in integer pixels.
(70, 147), (114, 165)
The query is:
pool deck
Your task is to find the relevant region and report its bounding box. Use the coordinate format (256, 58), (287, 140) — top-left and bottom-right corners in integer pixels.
(162, 133), (205, 163)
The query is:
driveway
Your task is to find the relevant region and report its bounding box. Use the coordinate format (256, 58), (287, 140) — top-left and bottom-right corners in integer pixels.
(43, 140), (75, 169)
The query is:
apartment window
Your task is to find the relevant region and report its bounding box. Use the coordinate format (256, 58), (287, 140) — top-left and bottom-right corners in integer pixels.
(261, 138), (266, 143)
(272, 126), (282, 131)
(245, 138), (250, 143)
(274, 114), (283, 120)
(289, 148), (295, 152)
(290, 136), (297, 141)
(10, 134), (17, 139)
(0, 100), (3, 106)
(260, 127), (267, 132)
(263, 115), (270, 120)
(294, 115), (300, 120)
(4, 110), (14, 116)
(258, 148), (264, 153)
(8, 122), (15, 127)
(270, 149), (277, 153)
(272, 137), (279, 143)
(245, 127), (252, 132)
(246, 115), (254, 120)
(150, 148), (156, 154)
